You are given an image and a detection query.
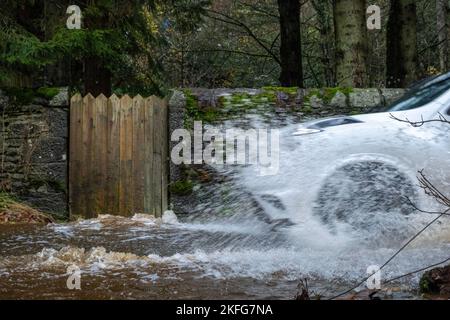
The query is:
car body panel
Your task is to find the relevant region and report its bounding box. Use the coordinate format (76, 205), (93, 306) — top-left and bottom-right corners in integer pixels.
(240, 77), (450, 228)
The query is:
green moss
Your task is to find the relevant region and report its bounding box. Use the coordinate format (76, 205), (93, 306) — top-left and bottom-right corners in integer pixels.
(302, 105), (313, 114)
(201, 108), (222, 123)
(304, 87), (353, 105)
(1, 87), (36, 105)
(183, 89), (199, 128)
(262, 86), (299, 96)
(419, 276), (431, 293)
(322, 88), (339, 104)
(184, 90), (273, 125)
(419, 270), (442, 294)
(304, 89), (321, 103)
(324, 87), (353, 103)
(339, 87), (354, 96)
(170, 180), (194, 196)
(36, 87), (59, 100)
(0, 192), (16, 209)
(222, 91), (275, 114)
(225, 92), (258, 106)
(183, 89), (222, 126)
(184, 89), (198, 114)
(228, 92), (250, 105)
(255, 91), (277, 103)
(1, 86), (60, 105)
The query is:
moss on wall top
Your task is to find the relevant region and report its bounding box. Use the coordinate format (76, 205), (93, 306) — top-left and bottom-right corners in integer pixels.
(1, 87), (61, 105)
(304, 87), (354, 104)
(262, 86), (299, 96)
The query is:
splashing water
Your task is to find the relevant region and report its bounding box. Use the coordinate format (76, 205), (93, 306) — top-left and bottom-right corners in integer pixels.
(0, 112), (449, 300)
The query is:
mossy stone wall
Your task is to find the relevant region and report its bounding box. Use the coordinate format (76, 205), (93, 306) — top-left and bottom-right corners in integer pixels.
(0, 88), (69, 219)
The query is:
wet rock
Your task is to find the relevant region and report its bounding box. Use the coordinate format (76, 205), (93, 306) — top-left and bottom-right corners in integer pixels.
(309, 95), (325, 109)
(349, 89), (382, 109)
(420, 265), (450, 296)
(189, 88), (262, 109)
(0, 89), (8, 108)
(275, 91), (290, 103)
(32, 97), (48, 106)
(49, 87), (69, 107)
(329, 91), (348, 108)
(381, 88), (406, 106)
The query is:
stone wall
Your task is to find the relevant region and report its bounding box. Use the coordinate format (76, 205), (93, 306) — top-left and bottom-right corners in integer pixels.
(0, 88), (69, 218)
(168, 87), (407, 214)
(185, 87), (406, 118)
(168, 90), (187, 186)
(0, 86), (406, 219)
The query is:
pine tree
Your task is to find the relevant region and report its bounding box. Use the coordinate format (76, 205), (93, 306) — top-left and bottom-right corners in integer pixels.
(0, 0), (208, 95)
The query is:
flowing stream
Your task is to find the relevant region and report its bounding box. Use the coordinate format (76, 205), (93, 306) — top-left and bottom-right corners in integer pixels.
(1, 109), (449, 300)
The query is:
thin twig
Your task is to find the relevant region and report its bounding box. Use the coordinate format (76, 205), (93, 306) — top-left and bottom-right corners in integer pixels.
(330, 208), (449, 300)
(389, 113), (450, 127)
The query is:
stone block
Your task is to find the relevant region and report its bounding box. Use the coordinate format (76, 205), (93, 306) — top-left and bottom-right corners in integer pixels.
(349, 89), (382, 109)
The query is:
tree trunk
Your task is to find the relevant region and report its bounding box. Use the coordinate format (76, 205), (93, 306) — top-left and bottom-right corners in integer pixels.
(312, 0), (335, 87)
(333, 0), (368, 87)
(83, 56), (112, 97)
(386, 0), (418, 88)
(277, 0), (303, 87)
(436, 0), (449, 72)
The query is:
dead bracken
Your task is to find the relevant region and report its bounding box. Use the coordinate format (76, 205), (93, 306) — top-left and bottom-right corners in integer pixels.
(0, 193), (54, 224)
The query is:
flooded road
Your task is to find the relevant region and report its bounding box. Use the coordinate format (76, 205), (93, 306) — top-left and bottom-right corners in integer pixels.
(0, 215), (322, 300)
(0, 213), (448, 299)
(1, 109), (450, 300)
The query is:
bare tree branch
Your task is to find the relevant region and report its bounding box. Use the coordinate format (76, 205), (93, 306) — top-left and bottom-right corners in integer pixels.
(389, 112), (450, 127)
(204, 9), (281, 65)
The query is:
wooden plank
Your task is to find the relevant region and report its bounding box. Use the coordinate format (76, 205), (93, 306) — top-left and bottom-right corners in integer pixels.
(106, 95), (121, 215)
(132, 95), (146, 214)
(92, 94), (108, 215)
(69, 94), (83, 218)
(119, 95), (134, 217)
(82, 94), (96, 218)
(161, 98), (169, 213)
(70, 93), (168, 219)
(143, 97), (154, 215)
(151, 96), (163, 217)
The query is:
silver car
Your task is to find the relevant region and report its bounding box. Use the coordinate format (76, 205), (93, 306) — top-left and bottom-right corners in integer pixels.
(243, 73), (450, 237)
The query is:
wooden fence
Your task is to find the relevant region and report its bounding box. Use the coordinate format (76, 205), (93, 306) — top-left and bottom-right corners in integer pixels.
(69, 94), (169, 218)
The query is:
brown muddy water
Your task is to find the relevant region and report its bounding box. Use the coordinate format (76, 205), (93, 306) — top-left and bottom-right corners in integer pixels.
(0, 214), (447, 300)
